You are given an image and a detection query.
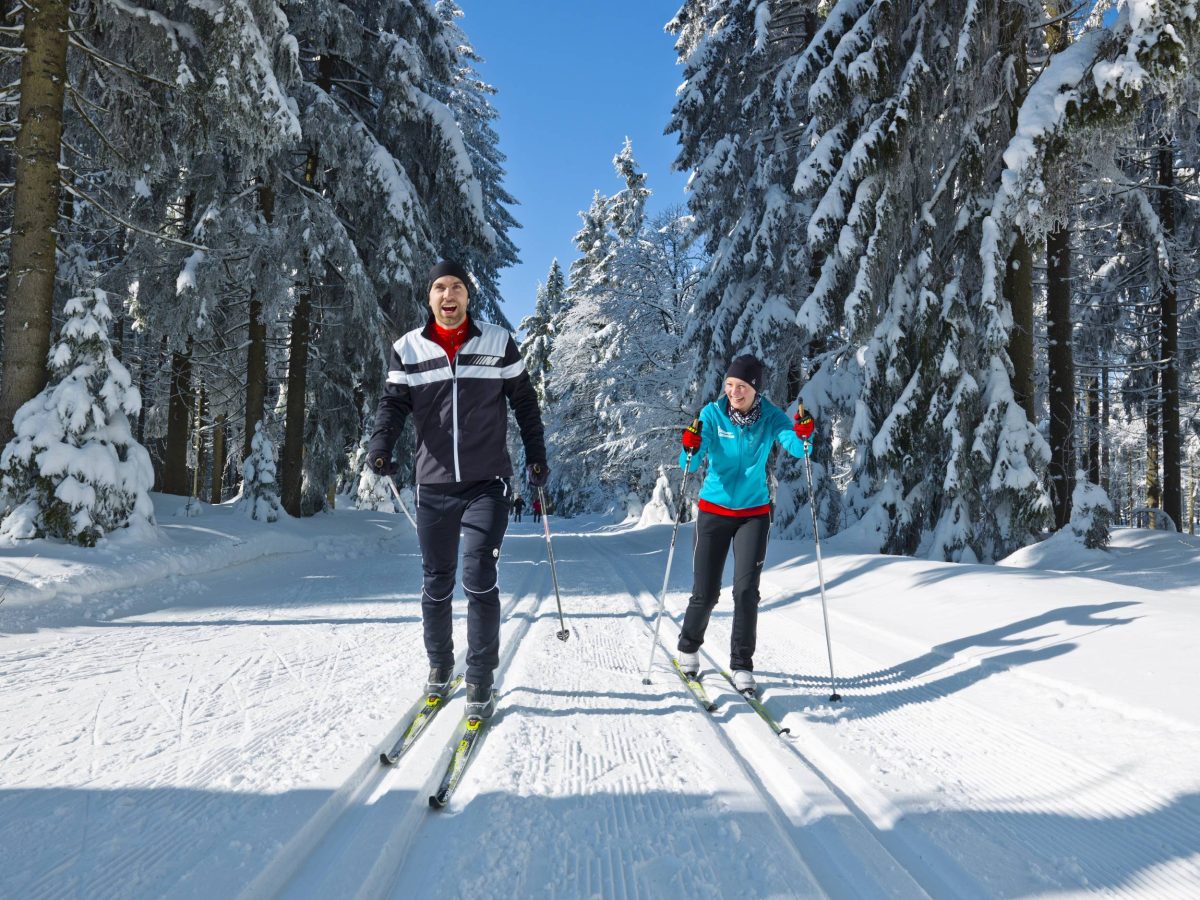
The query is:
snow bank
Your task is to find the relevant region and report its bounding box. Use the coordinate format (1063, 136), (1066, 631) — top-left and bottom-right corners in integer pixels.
(0, 494), (404, 617)
(999, 526), (1200, 592)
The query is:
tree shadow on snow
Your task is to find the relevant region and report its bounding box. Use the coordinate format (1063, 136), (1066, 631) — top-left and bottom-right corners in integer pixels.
(766, 602), (1139, 722)
(3, 782), (1198, 898)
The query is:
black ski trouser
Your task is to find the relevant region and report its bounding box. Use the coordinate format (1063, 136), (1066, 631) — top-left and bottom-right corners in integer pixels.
(677, 510), (771, 671)
(416, 478), (510, 689)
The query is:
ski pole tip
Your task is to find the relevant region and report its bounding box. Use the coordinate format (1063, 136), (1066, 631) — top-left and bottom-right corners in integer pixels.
(829, 692), (842, 703)
(556, 629), (570, 642)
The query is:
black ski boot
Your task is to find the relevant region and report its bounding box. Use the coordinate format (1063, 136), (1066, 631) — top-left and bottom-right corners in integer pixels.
(425, 666), (453, 698)
(464, 682), (496, 719)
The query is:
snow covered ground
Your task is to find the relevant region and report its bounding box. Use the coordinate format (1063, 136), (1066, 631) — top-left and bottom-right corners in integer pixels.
(2, 495), (1198, 898)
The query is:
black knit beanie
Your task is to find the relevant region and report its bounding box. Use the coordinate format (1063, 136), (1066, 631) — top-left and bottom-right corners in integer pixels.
(427, 260), (471, 294)
(725, 354), (764, 390)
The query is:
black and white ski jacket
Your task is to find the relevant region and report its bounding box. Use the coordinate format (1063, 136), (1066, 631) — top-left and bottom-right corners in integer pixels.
(368, 317), (547, 485)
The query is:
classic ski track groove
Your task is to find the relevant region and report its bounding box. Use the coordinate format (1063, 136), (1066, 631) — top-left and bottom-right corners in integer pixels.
(752, 580), (1200, 895)
(585, 532), (930, 899)
(261, 546), (550, 900)
(384, 530), (801, 900)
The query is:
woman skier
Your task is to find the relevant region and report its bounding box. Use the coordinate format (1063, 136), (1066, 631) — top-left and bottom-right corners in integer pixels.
(676, 354), (815, 695)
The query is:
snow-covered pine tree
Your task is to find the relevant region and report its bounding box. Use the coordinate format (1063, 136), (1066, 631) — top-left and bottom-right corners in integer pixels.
(751, 1), (1194, 560)
(0, 290), (154, 546)
(544, 190), (615, 512)
(609, 138), (650, 242)
(973, 3), (1198, 549)
(237, 421), (283, 523)
(669, 0), (821, 391)
(286, 0), (513, 500)
(545, 142), (702, 514)
(519, 259), (567, 407)
(667, 1), (841, 540)
(71, 0), (304, 502)
(1069, 471), (1115, 549)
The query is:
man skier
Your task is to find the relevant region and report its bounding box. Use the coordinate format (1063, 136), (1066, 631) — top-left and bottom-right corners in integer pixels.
(368, 260), (548, 719)
(512, 496), (526, 522)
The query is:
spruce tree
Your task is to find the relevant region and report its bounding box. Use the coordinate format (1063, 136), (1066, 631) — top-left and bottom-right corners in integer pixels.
(0, 291), (154, 545)
(237, 422), (283, 523)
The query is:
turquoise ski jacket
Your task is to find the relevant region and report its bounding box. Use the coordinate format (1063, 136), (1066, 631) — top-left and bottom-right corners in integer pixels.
(679, 397), (809, 511)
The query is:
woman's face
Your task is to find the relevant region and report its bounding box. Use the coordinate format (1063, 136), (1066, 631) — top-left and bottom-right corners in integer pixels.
(724, 376), (757, 412)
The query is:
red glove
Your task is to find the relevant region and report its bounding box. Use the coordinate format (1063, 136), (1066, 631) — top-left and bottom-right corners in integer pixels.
(794, 412), (815, 440)
(681, 421), (702, 453)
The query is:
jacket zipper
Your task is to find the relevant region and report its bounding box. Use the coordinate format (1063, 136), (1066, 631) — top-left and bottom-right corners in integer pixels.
(450, 344), (463, 481)
(451, 367), (458, 482)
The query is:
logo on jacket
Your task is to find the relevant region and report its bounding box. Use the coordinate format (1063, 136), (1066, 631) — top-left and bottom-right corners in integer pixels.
(474, 355), (501, 366)
(718, 427), (735, 439)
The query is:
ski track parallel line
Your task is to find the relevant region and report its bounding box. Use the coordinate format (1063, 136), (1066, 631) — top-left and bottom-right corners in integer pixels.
(585, 533), (898, 899)
(365, 551), (552, 900)
(250, 548), (547, 900)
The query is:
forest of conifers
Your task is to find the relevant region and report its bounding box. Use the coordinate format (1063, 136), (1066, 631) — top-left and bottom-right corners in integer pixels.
(0, 2), (1197, 559)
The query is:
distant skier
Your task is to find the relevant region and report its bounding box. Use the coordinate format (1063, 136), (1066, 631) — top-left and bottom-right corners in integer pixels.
(512, 495), (525, 522)
(368, 260), (549, 719)
(676, 354), (814, 695)
(532, 497), (543, 523)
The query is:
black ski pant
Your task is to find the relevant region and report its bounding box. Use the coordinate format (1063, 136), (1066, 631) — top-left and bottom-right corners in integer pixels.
(677, 510), (771, 671)
(416, 478), (510, 689)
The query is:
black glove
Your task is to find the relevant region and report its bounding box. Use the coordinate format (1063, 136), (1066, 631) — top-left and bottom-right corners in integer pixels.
(367, 450), (398, 477)
(527, 462), (550, 488)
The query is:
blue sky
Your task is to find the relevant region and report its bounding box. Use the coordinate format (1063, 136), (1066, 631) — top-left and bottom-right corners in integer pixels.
(457, 0), (689, 327)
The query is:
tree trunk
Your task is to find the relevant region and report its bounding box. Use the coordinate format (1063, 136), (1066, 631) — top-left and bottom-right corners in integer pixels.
(243, 184), (275, 464)
(211, 414), (227, 504)
(1086, 377), (1100, 485)
(1158, 139), (1182, 531)
(243, 292), (267, 464)
(1002, 6), (1035, 424)
(1101, 363), (1111, 495)
(1127, 448), (1135, 525)
(1146, 361), (1161, 531)
(163, 342), (193, 496)
(1006, 232), (1036, 423)
(193, 384), (208, 501)
(0, 0), (70, 447)
(1188, 463), (1196, 535)
(1046, 224), (1075, 528)
(280, 287), (311, 517)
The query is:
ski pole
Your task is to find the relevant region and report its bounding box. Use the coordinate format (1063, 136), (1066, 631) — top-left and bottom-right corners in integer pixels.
(641, 425), (699, 685)
(798, 402), (841, 702)
(382, 474), (418, 530)
(533, 470), (570, 642)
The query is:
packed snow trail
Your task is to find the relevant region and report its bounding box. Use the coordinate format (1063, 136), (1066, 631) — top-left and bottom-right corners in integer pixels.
(2, 507), (1199, 898)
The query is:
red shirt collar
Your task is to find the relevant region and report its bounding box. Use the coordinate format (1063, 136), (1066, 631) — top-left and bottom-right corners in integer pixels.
(429, 317), (470, 362)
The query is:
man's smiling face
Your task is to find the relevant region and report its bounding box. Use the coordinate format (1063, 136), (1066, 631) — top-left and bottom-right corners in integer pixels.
(429, 275), (469, 328)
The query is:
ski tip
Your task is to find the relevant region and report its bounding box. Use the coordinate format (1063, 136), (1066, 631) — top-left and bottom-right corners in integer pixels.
(779, 727), (792, 736)
(379, 753), (395, 767)
(428, 795), (444, 810)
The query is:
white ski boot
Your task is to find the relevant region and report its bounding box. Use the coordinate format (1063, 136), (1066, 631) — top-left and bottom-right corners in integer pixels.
(678, 651), (700, 677)
(732, 670), (756, 695)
